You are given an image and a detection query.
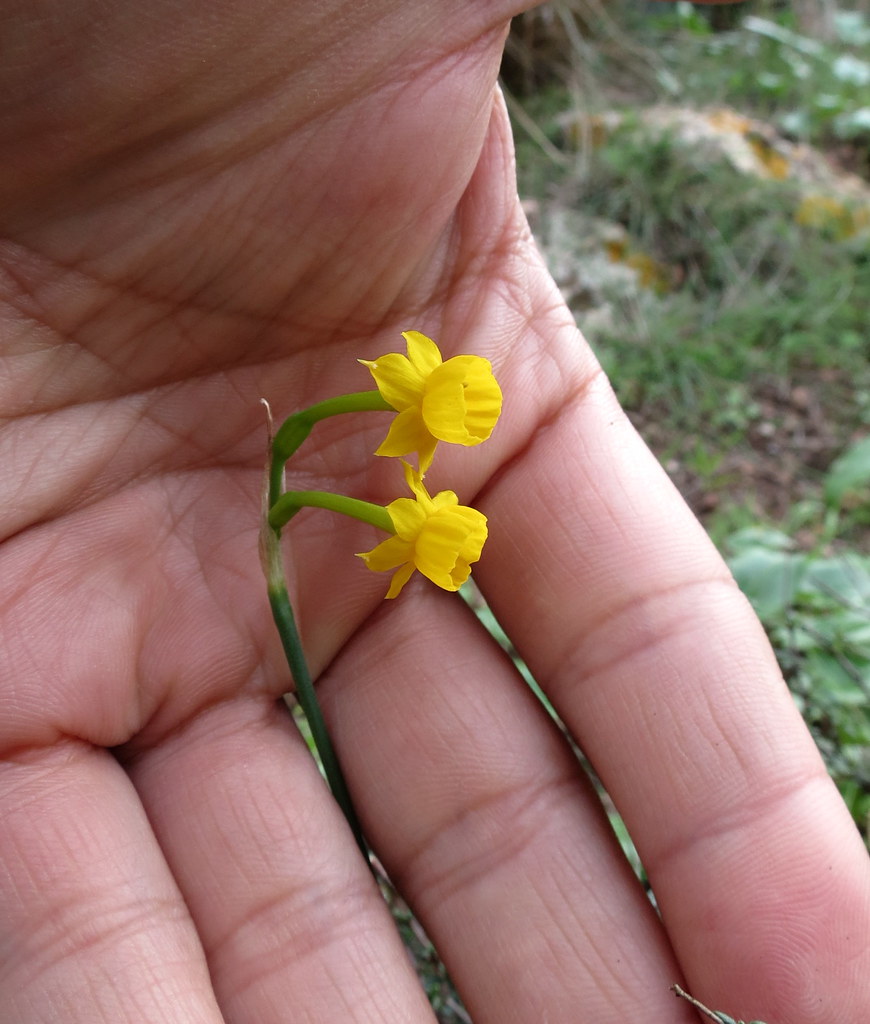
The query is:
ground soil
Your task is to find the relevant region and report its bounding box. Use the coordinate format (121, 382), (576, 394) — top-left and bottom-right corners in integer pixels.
(630, 367), (868, 542)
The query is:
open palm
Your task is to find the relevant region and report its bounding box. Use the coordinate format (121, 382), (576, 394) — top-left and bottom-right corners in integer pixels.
(2, 3), (868, 1022)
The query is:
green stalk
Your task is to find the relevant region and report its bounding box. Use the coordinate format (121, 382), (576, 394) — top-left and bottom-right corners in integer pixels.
(262, 517), (369, 862)
(270, 490), (394, 533)
(269, 391), (392, 508)
(262, 390), (395, 866)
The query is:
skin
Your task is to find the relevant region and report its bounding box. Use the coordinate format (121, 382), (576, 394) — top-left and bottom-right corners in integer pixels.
(1, 2), (868, 1021)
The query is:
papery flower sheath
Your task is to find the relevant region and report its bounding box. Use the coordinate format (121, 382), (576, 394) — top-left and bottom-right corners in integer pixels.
(357, 461), (488, 598)
(359, 330), (502, 473)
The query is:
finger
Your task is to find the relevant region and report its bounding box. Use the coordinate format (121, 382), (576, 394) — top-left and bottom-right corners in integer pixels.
(0, 741), (222, 1023)
(319, 587), (697, 1023)
(122, 697), (438, 1023)
(477, 327), (870, 1022)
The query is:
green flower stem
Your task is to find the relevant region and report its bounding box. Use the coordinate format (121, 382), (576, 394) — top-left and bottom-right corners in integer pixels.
(269, 489), (395, 534)
(269, 391), (393, 509)
(261, 519), (369, 862)
(262, 391), (394, 868)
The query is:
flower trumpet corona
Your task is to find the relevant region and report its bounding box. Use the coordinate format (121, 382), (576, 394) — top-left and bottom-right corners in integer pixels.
(357, 462), (487, 598)
(360, 330), (502, 473)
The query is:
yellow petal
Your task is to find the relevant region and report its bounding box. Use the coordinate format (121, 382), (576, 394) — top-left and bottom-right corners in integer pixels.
(430, 488), (459, 511)
(372, 407), (427, 460)
(375, 406), (431, 459)
(385, 561), (416, 599)
(359, 352), (424, 410)
(421, 355), (502, 446)
(357, 534), (413, 572)
(417, 434), (438, 475)
(402, 330), (442, 376)
(384, 496), (427, 541)
(401, 461), (437, 513)
(377, 421), (438, 478)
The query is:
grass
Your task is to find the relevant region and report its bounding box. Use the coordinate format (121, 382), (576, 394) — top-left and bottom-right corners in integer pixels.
(570, 126), (870, 529)
(507, 4), (870, 532)
(510, 91), (870, 492)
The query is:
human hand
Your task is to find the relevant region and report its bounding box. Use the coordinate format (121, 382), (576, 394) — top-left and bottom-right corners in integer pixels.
(2, 3), (868, 1022)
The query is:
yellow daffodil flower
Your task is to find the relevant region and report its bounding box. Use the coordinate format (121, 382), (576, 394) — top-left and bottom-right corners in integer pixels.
(359, 330), (502, 474)
(357, 462), (488, 599)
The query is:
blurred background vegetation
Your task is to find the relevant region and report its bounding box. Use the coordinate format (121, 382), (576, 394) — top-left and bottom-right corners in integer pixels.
(393, 4), (870, 1017)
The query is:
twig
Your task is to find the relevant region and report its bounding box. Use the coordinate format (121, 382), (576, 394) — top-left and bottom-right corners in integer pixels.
(672, 984), (727, 1021)
(671, 983), (767, 1024)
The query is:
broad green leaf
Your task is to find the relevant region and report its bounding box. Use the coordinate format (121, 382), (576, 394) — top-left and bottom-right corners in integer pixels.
(729, 546), (807, 619)
(824, 436), (870, 509)
(802, 554), (870, 607)
(726, 526), (795, 555)
(805, 650), (867, 706)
